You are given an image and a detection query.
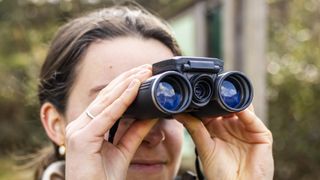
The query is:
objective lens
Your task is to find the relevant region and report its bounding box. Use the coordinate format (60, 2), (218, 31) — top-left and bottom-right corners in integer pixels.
(220, 80), (241, 108)
(156, 81), (183, 111)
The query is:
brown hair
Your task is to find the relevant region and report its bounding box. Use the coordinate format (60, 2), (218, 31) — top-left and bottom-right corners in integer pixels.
(36, 3), (181, 180)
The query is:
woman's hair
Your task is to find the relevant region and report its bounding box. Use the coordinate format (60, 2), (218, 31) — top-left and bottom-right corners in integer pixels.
(36, 3), (181, 179)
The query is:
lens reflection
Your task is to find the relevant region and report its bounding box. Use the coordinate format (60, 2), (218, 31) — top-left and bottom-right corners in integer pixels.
(195, 83), (206, 99)
(221, 80), (241, 108)
(156, 81), (182, 111)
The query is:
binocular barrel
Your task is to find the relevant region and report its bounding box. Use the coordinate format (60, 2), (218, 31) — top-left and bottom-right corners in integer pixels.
(124, 71), (191, 119)
(124, 70), (253, 119)
(191, 71), (253, 117)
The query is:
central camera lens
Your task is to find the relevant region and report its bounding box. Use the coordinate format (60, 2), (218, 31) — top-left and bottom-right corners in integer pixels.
(191, 75), (213, 107)
(194, 80), (211, 100)
(220, 80), (241, 108)
(156, 80), (182, 111)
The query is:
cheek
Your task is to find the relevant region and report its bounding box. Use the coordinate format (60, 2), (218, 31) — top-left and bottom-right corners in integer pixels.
(164, 120), (184, 160)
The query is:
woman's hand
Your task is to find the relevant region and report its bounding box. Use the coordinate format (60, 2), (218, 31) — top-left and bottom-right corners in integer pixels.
(65, 64), (157, 180)
(174, 107), (274, 180)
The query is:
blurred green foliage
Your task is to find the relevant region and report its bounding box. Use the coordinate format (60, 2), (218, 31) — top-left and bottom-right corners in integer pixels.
(0, 156), (33, 179)
(0, 0), (320, 179)
(0, 0), (194, 178)
(268, 0), (320, 179)
(0, 0), (193, 152)
(0, 0), (111, 153)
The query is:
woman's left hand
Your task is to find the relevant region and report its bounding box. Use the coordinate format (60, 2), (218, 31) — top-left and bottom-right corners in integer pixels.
(174, 107), (274, 180)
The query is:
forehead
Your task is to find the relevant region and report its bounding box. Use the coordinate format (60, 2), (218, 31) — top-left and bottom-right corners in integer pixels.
(76, 36), (174, 88)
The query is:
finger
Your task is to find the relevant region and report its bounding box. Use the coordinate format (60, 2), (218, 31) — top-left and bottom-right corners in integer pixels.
(67, 69), (151, 134)
(116, 118), (158, 160)
(201, 116), (234, 142)
(174, 114), (215, 157)
(83, 79), (141, 137)
(248, 103), (255, 113)
(236, 108), (269, 133)
(89, 68), (152, 115)
(98, 64), (151, 96)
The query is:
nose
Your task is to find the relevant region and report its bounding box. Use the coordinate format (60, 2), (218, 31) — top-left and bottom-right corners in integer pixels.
(143, 121), (165, 147)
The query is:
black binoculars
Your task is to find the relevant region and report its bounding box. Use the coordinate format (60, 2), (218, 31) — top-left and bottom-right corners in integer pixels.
(124, 56), (253, 119)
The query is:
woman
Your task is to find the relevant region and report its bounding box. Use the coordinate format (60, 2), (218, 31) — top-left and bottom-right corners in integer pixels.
(37, 3), (274, 180)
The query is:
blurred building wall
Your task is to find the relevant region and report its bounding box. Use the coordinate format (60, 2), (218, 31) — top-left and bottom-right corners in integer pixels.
(223, 0), (268, 123)
(169, 0), (268, 123)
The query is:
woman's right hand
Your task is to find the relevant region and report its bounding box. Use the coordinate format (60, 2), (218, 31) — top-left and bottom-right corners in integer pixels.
(65, 64), (157, 180)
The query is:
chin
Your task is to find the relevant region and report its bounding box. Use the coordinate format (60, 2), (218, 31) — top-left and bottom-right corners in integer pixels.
(126, 174), (168, 180)
(126, 166), (172, 180)
(126, 174), (170, 180)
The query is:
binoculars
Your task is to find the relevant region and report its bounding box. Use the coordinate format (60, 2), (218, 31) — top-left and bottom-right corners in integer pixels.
(124, 56), (253, 119)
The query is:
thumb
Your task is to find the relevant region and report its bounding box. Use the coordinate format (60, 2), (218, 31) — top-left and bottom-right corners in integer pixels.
(174, 114), (215, 159)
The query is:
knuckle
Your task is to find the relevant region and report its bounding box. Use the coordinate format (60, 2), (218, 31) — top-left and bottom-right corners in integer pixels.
(65, 122), (75, 135)
(118, 96), (132, 109)
(67, 131), (85, 148)
(65, 120), (80, 137)
(97, 87), (109, 97)
(103, 107), (119, 121)
(108, 110), (119, 121)
(265, 130), (273, 144)
(102, 94), (111, 104)
(131, 131), (144, 141)
(105, 98), (131, 120)
(137, 70), (152, 79)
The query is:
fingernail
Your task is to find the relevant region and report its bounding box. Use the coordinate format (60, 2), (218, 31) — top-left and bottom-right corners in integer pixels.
(128, 79), (139, 89)
(138, 69), (151, 75)
(141, 64), (152, 69)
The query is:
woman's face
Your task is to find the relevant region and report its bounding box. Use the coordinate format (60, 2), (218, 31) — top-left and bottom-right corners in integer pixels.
(65, 37), (184, 180)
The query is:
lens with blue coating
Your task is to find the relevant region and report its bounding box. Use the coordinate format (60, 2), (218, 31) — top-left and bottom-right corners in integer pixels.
(156, 81), (182, 111)
(220, 80), (241, 108)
